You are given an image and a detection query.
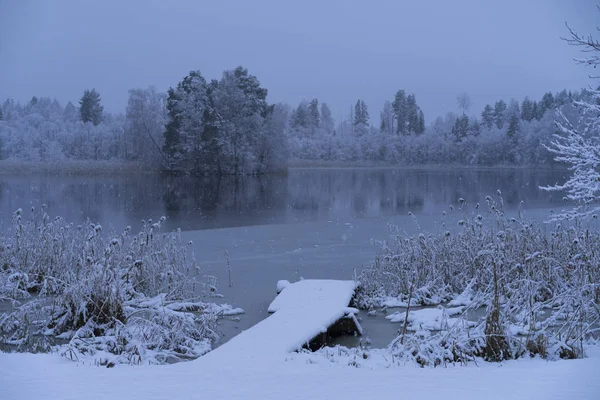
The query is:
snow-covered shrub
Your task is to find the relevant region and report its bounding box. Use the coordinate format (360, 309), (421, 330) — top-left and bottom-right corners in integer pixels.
(358, 195), (600, 364)
(0, 207), (239, 364)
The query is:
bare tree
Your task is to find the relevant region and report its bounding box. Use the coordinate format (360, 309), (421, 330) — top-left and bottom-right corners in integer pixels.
(456, 93), (471, 115)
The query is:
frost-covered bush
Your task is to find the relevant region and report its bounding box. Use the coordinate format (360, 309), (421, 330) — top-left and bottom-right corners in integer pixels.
(0, 207), (240, 365)
(358, 196), (600, 365)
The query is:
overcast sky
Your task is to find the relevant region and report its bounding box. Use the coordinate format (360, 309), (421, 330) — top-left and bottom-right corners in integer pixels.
(0, 0), (597, 122)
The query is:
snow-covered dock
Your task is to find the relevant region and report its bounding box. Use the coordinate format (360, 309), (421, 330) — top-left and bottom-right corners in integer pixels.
(201, 279), (361, 364)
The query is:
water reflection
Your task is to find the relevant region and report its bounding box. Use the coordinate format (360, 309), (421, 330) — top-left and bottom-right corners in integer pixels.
(0, 168), (567, 232)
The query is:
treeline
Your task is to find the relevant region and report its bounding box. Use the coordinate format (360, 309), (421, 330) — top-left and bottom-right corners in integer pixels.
(287, 89), (580, 166)
(0, 66), (288, 174)
(0, 66), (587, 172)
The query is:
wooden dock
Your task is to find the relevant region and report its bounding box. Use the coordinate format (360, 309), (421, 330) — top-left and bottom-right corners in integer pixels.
(199, 279), (361, 365)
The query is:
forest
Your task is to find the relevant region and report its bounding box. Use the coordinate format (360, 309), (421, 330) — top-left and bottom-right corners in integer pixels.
(0, 66), (592, 174)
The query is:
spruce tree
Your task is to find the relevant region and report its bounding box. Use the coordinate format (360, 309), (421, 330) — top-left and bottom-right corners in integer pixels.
(521, 97), (534, 121)
(452, 115), (469, 141)
(493, 100), (507, 129)
(392, 90), (407, 135)
(308, 99), (320, 129)
(79, 89), (104, 125)
(507, 114), (520, 140)
(481, 104), (494, 129)
(417, 110), (425, 134)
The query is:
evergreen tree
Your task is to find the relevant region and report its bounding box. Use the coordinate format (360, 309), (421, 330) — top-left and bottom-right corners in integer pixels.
(392, 90), (407, 135)
(308, 99), (320, 129)
(531, 101), (540, 120)
(320, 102), (334, 134)
(481, 104), (494, 129)
(540, 92), (555, 113)
(353, 99), (369, 126)
(380, 101), (394, 134)
(507, 114), (520, 140)
(417, 110), (425, 134)
(452, 115), (470, 141)
(291, 103), (309, 129)
(79, 89), (104, 125)
(406, 94), (419, 133)
(0, 107), (3, 121)
(521, 96), (534, 121)
(493, 100), (507, 129)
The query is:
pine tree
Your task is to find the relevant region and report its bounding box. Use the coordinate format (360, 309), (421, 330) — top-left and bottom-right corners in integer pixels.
(380, 101), (394, 134)
(392, 90), (407, 135)
(521, 96), (534, 121)
(353, 99), (369, 126)
(540, 92), (555, 113)
(320, 102), (334, 134)
(493, 100), (507, 129)
(481, 104), (494, 129)
(406, 94), (419, 133)
(417, 110), (425, 134)
(531, 101), (540, 120)
(79, 89), (104, 125)
(452, 115), (470, 141)
(308, 99), (320, 129)
(291, 102), (309, 130)
(507, 114), (520, 140)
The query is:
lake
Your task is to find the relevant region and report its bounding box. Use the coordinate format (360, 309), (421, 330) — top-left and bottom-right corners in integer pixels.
(0, 168), (570, 348)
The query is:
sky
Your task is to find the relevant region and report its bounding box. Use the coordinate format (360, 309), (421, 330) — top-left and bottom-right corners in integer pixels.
(0, 0), (598, 122)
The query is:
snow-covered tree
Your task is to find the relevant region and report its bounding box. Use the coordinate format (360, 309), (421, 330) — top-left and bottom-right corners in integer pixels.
(493, 100), (507, 129)
(79, 89), (104, 125)
(541, 17), (600, 220)
(481, 104), (494, 129)
(125, 86), (167, 166)
(319, 102), (334, 135)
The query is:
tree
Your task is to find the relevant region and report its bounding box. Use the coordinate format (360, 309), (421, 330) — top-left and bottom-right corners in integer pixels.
(291, 102), (309, 130)
(406, 94), (419, 133)
(541, 12), (600, 220)
(481, 104), (494, 129)
(63, 101), (78, 122)
(493, 100), (507, 129)
(353, 99), (369, 127)
(0, 107), (3, 121)
(507, 114), (520, 140)
(125, 86), (168, 166)
(79, 89), (104, 125)
(392, 90), (407, 135)
(417, 110), (425, 135)
(456, 93), (471, 115)
(163, 71), (209, 172)
(521, 96), (534, 121)
(452, 115), (469, 141)
(308, 99), (320, 130)
(380, 101), (394, 135)
(320, 102), (334, 134)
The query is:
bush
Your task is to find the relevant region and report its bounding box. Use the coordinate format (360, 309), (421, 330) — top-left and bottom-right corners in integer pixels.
(358, 195), (600, 365)
(0, 207), (241, 365)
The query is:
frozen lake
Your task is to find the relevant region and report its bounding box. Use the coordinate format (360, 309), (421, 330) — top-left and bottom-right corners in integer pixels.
(0, 168), (569, 348)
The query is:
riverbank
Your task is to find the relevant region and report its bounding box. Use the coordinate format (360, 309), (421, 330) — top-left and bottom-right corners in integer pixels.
(0, 159), (566, 175)
(0, 160), (160, 175)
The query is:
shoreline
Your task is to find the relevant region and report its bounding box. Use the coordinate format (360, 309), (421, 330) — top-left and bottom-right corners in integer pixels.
(0, 159), (565, 175)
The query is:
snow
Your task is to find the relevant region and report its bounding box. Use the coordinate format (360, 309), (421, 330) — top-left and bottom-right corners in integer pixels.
(386, 305), (470, 331)
(1, 346), (599, 400)
(201, 279), (357, 365)
(380, 296), (409, 308)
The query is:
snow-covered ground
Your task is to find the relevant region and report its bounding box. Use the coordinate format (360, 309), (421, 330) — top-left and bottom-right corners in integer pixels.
(1, 345), (599, 400)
